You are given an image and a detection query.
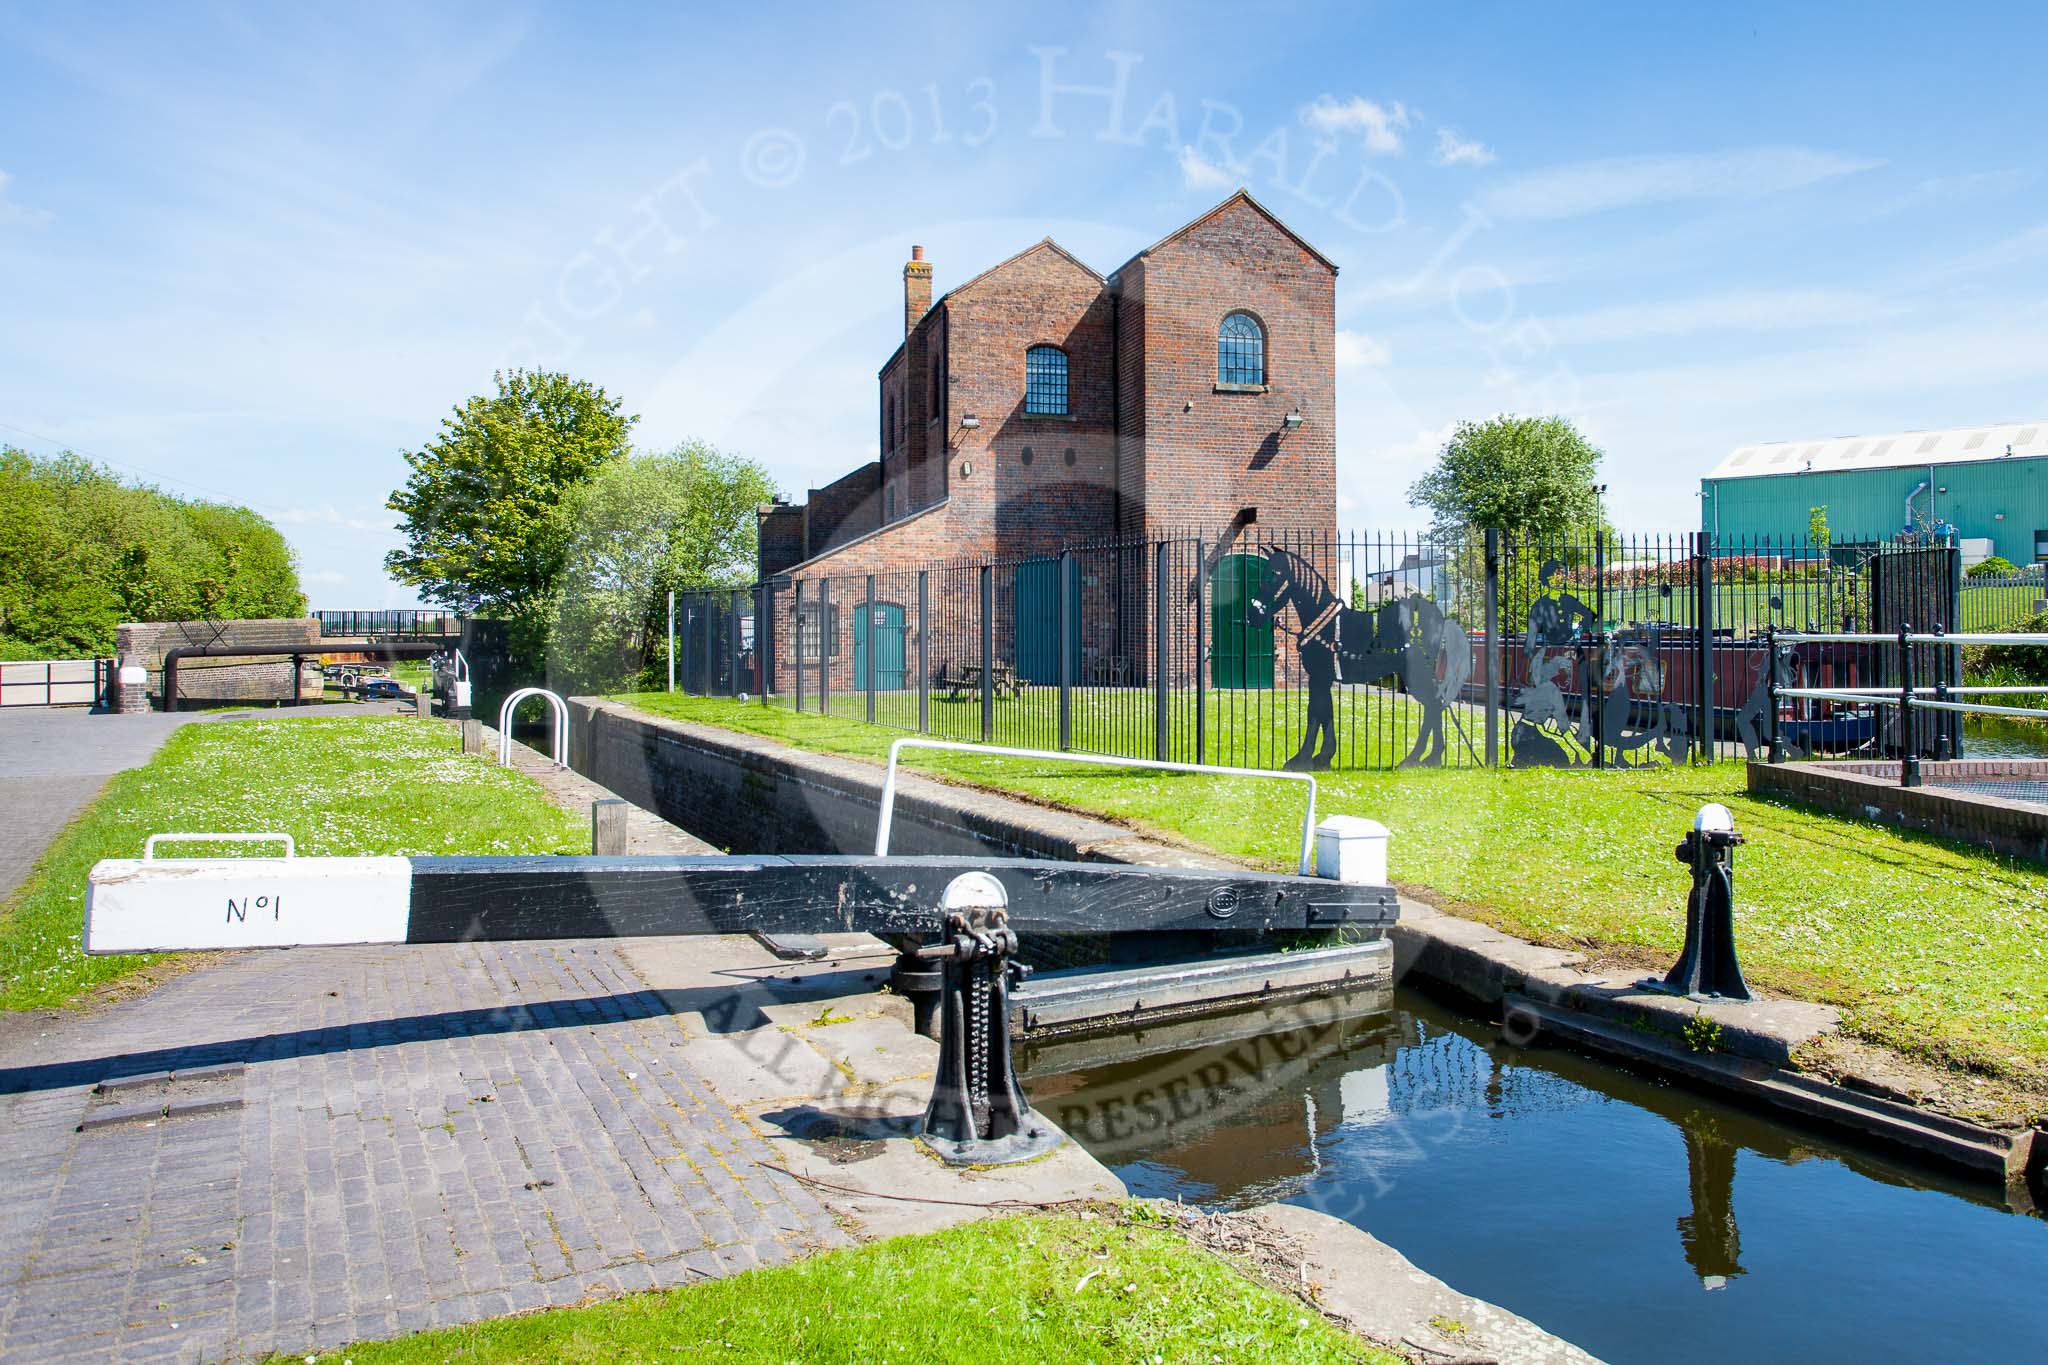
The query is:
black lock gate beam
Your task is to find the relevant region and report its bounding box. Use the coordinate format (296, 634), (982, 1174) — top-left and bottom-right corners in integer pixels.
(86, 849), (1397, 1165)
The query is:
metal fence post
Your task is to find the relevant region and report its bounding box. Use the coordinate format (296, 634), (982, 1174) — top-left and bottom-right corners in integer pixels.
(865, 573), (877, 724)
(916, 570), (930, 734)
(1057, 550), (1073, 750)
(1765, 625), (1783, 763)
(1696, 531), (1715, 762)
(1194, 538), (1207, 764)
(818, 578), (832, 716)
(730, 589), (743, 698)
(666, 590), (676, 693)
(1900, 622), (1920, 787)
(700, 597), (716, 699)
(980, 565), (994, 743)
(1592, 530), (1606, 769)
(1153, 540), (1170, 761)
(1483, 528), (1500, 766)
(794, 581), (806, 712)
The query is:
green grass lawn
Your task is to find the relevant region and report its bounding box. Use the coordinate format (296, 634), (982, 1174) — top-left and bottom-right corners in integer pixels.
(625, 691), (2048, 1089)
(766, 681), (1481, 771)
(301, 1208), (1395, 1365)
(0, 716), (586, 1010)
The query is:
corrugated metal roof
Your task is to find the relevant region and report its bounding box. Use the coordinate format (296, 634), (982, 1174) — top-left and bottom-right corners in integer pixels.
(1706, 421), (2048, 480)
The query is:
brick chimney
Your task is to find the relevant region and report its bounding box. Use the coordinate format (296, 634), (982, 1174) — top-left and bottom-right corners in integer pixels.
(903, 245), (932, 335)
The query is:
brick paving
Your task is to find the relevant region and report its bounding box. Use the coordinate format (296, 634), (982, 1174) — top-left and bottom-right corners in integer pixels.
(0, 938), (847, 1362)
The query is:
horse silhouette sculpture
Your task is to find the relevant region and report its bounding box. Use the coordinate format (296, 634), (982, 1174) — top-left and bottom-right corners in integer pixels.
(1243, 547), (1472, 770)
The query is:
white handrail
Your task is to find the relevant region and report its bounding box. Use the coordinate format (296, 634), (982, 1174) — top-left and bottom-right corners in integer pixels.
(1774, 685), (2048, 697)
(144, 832), (296, 860)
(1773, 687), (2048, 722)
(1775, 631), (2048, 646)
(498, 687), (569, 767)
(875, 737), (1318, 875)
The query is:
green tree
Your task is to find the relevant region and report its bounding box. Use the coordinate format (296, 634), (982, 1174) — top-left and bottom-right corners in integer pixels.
(547, 442), (778, 690)
(384, 371), (635, 655)
(1408, 415), (1604, 540)
(1, 447), (304, 659)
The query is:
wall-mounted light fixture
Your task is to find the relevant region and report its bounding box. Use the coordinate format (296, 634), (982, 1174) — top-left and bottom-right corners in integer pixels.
(1282, 410), (1304, 430)
(959, 413), (980, 430)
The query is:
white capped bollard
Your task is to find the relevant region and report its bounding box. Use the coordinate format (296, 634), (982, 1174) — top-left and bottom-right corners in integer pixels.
(1315, 815), (1389, 885)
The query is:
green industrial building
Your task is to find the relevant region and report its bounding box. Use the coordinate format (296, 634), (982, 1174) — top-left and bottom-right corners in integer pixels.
(1701, 421), (2048, 566)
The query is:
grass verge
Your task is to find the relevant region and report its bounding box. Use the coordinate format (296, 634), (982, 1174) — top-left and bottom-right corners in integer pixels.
(622, 692), (2048, 1096)
(295, 1207), (1396, 1364)
(0, 716), (586, 1010)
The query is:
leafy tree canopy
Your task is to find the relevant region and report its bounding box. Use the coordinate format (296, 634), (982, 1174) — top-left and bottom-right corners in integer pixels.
(547, 442), (779, 691)
(384, 370), (636, 631)
(0, 447), (305, 659)
(1408, 415), (1604, 540)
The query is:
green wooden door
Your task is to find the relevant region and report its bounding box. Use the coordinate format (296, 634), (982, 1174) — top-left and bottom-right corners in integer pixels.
(852, 601), (907, 690)
(1210, 554), (1274, 689)
(1013, 559), (1081, 686)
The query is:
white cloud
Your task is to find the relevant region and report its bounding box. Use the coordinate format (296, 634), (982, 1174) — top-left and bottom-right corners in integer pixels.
(1432, 127), (1496, 168)
(0, 169), (52, 225)
(1545, 288), (1895, 345)
(1178, 144), (1234, 191)
(1335, 329), (1391, 367)
(1301, 96), (1411, 155)
(274, 502), (399, 535)
(1480, 146), (1882, 220)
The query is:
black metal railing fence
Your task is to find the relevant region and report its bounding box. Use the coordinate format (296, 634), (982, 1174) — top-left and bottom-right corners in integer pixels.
(663, 528), (1986, 771)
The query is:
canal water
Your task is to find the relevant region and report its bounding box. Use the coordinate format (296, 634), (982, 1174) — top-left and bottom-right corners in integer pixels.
(1963, 714), (2048, 759)
(1025, 989), (2048, 1365)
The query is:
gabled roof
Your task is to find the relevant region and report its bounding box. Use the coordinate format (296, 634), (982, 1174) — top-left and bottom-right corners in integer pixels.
(938, 236), (1104, 305)
(1108, 189), (1340, 280)
(882, 238), (1103, 376)
(1706, 420), (2048, 481)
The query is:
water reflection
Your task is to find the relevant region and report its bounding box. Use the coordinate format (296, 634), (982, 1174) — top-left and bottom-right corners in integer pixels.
(1677, 1114), (1742, 1288)
(1027, 990), (2048, 1365)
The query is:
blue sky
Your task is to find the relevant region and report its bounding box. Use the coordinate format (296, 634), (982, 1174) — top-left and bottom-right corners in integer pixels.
(2, 2), (2043, 607)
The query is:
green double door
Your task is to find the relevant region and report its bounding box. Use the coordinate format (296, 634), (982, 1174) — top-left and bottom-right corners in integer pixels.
(1210, 553), (1275, 688)
(1013, 559), (1082, 686)
(852, 600), (907, 690)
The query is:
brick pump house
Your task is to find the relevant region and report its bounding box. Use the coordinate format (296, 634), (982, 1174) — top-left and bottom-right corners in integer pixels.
(755, 190), (1338, 695)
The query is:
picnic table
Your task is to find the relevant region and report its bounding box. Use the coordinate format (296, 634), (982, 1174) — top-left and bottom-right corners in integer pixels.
(935, 660), (1022, 699)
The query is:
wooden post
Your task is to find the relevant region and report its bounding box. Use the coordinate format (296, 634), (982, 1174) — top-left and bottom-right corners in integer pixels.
(591, 798), (630, 855)
(461, 718), (484, 754)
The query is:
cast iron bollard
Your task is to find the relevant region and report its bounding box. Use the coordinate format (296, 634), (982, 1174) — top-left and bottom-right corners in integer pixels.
(1646, 803), (1752, 1002)
(914, 872), (1062, 1166)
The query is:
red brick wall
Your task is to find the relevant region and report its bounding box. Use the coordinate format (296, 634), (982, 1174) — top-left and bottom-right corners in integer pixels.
(808, 462), (882, 557)
(1121, 195), (1337, 547)
(757, 503), (805, 578)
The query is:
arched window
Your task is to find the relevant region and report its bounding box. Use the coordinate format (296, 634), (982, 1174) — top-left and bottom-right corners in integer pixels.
(1025, 345), (1068, 416)
(1218, 312), (1265, 387)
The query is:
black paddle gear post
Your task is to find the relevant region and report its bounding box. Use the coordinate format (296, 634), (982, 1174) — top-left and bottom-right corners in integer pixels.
(1647, 804), (1752, 1002)
(914, 872), (1060, 1166)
